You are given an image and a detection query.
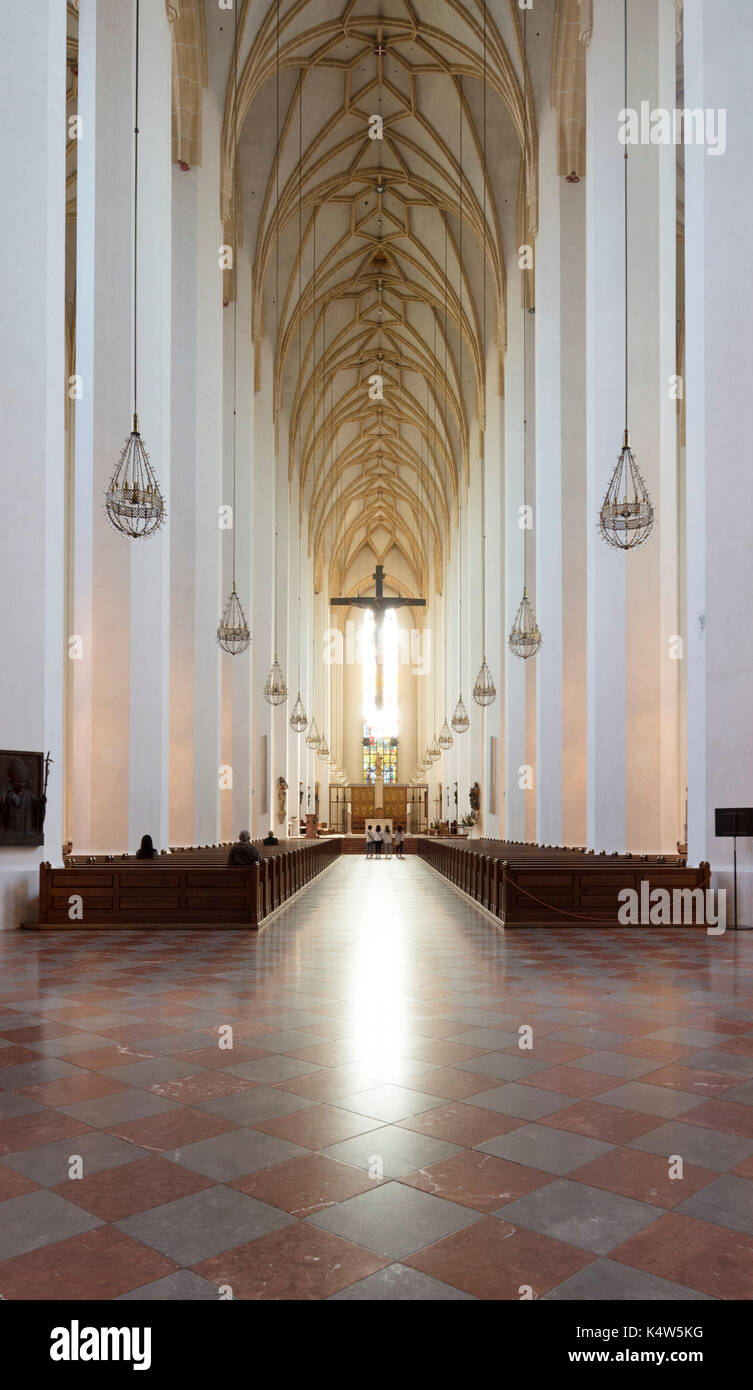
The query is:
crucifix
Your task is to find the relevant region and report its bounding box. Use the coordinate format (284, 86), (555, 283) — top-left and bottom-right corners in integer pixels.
(331, 564), (425, 709)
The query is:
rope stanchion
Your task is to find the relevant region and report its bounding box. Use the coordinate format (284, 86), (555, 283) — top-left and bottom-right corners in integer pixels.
(500, 864), (617, 923)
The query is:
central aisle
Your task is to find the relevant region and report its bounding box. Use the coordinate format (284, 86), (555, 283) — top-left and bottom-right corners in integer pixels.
(0, 856), (751, 1300)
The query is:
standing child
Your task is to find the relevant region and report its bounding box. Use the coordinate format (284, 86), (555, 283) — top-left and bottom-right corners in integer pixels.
(374, 824), (383, 856)
(395, 825), (404, 857)
(383, 823), (392, 859)
(365, 824), (374, 858)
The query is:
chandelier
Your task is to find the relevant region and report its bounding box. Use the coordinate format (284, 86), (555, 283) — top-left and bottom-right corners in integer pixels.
(317, 735), (330, 760)
(509, 587), (542, 660)
(105, 0), (164, 539)
(264, 658), (288, 706)
(217, 584), (251, 655)
(452, 694), (470, 735)
(600, 431), (654, 549)
(306, 717), (320, 749)
(428, 736), (441, 763)
(289, 692), (307, 732)
(473, 658), (496, 707)
(599, 1), (654, 551)
(438, 718), (453, 751)
(216, 0), (250, 644)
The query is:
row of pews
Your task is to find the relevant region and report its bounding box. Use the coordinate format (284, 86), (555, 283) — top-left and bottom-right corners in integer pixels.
(418, 837), (711, 927)
(28, 838), (342, 930)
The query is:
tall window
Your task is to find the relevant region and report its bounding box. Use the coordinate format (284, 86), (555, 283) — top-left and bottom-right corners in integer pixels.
(362, 608), (398, 782)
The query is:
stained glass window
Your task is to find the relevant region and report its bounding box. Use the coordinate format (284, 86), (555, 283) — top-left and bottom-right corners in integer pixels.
(362, 729), (398, 784)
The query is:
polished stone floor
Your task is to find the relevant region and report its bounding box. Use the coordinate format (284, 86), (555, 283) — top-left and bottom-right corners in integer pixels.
(1, 856), (753, 1300)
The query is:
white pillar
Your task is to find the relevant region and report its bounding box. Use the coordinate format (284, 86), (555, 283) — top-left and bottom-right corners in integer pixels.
(170, 86), (224, 848)
(624, 0), (679, 854)
(0, 0), (65, 924)
(585, 0), (627, 852)
(561, 178), (588, 847)
(73, 0), (172, 856)
(128, 0), (172, 853)
(685, 0), (753, 917)
(504, 294), (527, 838)
(535, 109), (564, 845)
(586, 0), (679, 854)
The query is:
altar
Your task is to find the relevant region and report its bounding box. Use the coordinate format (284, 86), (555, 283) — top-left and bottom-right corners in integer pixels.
(330, 781), (428, 833)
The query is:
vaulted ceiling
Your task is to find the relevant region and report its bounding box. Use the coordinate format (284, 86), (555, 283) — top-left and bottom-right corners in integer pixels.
(216, 0), (564, 603)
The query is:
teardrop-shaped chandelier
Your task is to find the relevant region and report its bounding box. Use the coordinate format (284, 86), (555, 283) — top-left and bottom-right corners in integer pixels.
(473, 657), (497, 707)
(106, 0), (164, 539)
(306, 716), (320, 749)
(289, 692), (307, 732)
(428, 736), (441, 763)
(106, 420), (165, 538)
(599, 1), (654, 550)
(264, 657), (288, 706)
(217, 584), (251, 655)
(600, 433), (654, 550)
(317, 735), (330, 761)
(438, 718), (453, 751)
(452, 695), (470, 735)
(508, 587), (542, 660)
(217, 0), (250, 646)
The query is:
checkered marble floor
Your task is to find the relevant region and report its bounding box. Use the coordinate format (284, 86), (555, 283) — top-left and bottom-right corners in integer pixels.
(2, 856), (753, 1301)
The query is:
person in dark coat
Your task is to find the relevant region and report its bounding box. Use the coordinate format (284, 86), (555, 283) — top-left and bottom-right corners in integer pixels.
(263, 830), (279, 846)
(227, 829), (261, 865)
(135, 834), (158, 860)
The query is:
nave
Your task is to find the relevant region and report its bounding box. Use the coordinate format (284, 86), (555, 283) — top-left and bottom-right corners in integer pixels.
(1, 856), (753, 1301)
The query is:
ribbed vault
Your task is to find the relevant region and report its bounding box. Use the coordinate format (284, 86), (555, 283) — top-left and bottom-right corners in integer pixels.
(221, 0), (548, 606)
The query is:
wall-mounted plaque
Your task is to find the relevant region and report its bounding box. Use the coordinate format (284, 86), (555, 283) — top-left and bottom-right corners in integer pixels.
(0, 750), (48, 846)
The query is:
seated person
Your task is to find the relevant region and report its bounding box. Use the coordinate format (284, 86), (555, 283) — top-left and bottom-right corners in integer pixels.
(227, 829), (261, 865)
(263, 829), (279, 846)
(135, 834), (158, 860)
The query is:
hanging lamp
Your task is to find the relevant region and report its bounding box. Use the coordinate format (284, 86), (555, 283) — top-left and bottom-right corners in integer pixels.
(473, 0), (497, 706)
(509, 8), (542, 661)
(599, 0), (654, 550)
(264, 657), (287, 706)
(509, 588), (542, 660)
(106, 0), (165, 539)
(438, 717), (453, 751)
(217, 0), (250, 653)
(306, 715), (320, 749)
(452, 694), (470, 735)
(289, 693), (307, 732)
(428, 736), (441, 763)
(264, 0), (288, 705)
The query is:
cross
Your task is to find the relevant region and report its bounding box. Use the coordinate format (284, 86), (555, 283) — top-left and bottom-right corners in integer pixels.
(330, 565), (425, 710)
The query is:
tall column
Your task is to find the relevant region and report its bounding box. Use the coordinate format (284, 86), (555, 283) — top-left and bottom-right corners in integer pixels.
(535, 108), (564, 845)
(504, 293), (527, 838)
(229, 248), (254, 839)
(624, 0), (679, 854)
(0, 0), (66, 924)
(128, 0), (172, 852)
(585, 0), (627, 852)
(170, 85), (224, 848)
(483, 345), (504, 839)
(73, 0), (172, 855)
(685, 0), (753, 916)
(561, 178), (588, 847)
(586, 0), (679, 854)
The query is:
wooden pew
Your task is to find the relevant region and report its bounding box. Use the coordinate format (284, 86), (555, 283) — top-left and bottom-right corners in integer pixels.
(417, 836), (712, 927)
(28, 838), (342, 930)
